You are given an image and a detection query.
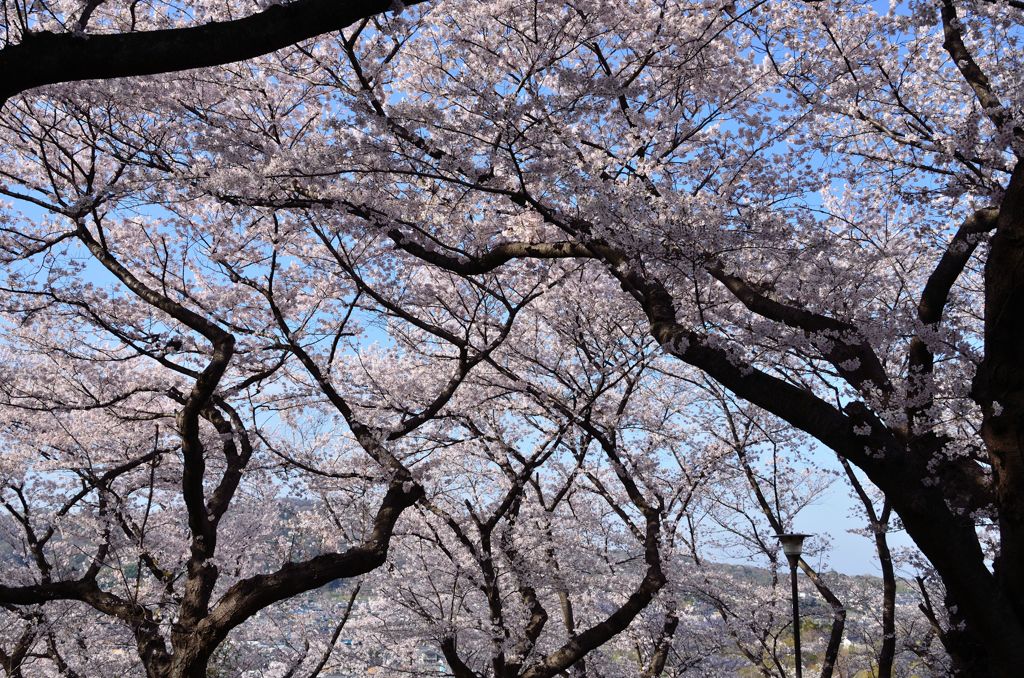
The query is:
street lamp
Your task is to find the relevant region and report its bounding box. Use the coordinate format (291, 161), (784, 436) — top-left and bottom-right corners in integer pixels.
(776, 533), (811, 678)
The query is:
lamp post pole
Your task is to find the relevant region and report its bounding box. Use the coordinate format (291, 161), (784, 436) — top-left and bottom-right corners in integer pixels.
(787, 553), (802, 678)
(777, 533), (810, 678)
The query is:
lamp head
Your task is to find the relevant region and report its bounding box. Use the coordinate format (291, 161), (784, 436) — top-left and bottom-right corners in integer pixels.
(776, 533), (811, 558)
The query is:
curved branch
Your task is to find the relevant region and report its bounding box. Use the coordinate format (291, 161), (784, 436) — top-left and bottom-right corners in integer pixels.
(0, 0), (432, 106)
(519, 511), (665, 678)
(198, 481), (422, 651)
(938, 0), (1022, 146)
(908, 207), (998, 426)
(706, 259), (894, 398)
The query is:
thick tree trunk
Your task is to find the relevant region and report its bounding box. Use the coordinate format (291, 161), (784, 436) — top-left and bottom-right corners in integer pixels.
(959, 159), (1024, 675)
(884, 475), (1024, 676)
(976, 161), (1024, 619)
(166, 646), (213, 678)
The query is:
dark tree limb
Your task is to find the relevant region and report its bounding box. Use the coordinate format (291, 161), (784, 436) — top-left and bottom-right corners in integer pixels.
(705, 259), (894, 398)
(938, 0), (1023, 147)
(908, 207), (998, 428)
(199, 481), (422, 650)
(973, 161), (1024, 646)
(0, 0), (433, 106)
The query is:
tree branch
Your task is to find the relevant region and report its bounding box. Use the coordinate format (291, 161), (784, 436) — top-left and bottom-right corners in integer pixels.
(0, 0), (433, 106)
(199, 481), (422, 649)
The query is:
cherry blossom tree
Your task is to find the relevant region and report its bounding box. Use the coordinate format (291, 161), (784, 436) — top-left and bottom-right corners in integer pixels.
(200, 0), (1011, 672)
(352, 275), (694, 678)
(0, 84), (535, 672)
(2, 0), (1024, 675)
(323, 276), (939, 678)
